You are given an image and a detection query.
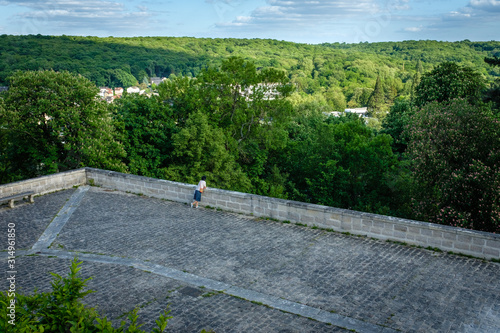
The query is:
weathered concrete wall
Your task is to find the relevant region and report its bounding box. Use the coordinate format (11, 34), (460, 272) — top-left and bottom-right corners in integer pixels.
(2, 168), (498, 260)
(0, 168), (86, 198)
(85, 168), (500, 261)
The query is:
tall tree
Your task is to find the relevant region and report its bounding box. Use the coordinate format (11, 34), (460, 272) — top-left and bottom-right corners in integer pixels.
(484, 56), (500, 67)
(410, 72), (421, 103)
(0, 70), (126, 183)
(414, 62), (486, 108)
(367, 75), (385, 117)
(196, 56), (295, 148)
(406, 99), (500, 232)
(483, 56), (500, 114)
(380, 97), (412, 155)
(164, 111), (252, 192)
(276, 111), (398, 214)
(158, 57), (296, 192)
(114, 93), (177, 178)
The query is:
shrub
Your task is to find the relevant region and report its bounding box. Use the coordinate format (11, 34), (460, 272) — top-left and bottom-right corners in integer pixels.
(0, 258), (171, 332)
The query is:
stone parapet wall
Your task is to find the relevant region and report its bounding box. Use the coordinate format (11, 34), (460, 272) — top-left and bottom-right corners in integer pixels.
(85, 168), (500, 261)
(0, 168), (87, 198)
(2, 168), (497, 260)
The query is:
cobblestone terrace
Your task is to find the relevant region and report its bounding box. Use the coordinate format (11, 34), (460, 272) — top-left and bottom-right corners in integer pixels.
(1, 186), (500, 332)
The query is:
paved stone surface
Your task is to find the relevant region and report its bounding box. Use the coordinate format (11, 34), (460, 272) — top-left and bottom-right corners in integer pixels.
(1, 186), (500, 332)
(0, 188), (76, 249)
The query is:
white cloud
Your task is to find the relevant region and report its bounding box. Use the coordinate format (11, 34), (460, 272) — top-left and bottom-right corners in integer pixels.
(213, 0), (389, 35)
(2, 0), (155, 34)
(404, 25), (423, 32)
(469, 0), (500, 12)
(398, 0), (499, 40)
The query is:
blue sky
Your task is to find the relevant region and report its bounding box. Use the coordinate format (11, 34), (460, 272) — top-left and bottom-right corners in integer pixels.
(0, 0), (499, 43)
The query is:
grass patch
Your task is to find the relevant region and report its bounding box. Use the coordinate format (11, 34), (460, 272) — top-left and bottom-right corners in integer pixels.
(425, 246), (443, 252)
(202, 291), (223, 298)
(386, 240), (408, 246)
(447, 251), (486, 261)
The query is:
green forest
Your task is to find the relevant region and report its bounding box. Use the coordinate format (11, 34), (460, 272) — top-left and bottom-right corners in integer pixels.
(0, 35), (499, 233)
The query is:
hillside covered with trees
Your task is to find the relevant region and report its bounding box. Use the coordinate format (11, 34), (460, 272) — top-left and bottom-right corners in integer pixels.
(1, 35), (499, 114)
(0, 35), (499, 233)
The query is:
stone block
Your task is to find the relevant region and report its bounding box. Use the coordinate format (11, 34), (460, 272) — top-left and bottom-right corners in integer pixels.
(327, 211), (340, 220)
(313, 215), (326, 224)
(361, 219), (372, 228)
(407, 226), (421, 236)
(486, 240), (500, 249)
(323, 218), (340, 229)
(288, 212), (300, 222)
(305, 209), (323, 218)
(300, 214), (315, 224)
(441, 240), (454, 249)
(253, 205), (263, 214)
(483, 247), (500, 258)
(369, 227), (383, 236)
(432, 230), (443, 238)
(340, 220), (352, 231)
(393, 231), (407, 240)
(414, 235), (428, 244)
(443, 232), (457, 241)
(239, 204), (251, 213)
(372, 220), (387, 229)
(350, 216), (362, 225)
(381, 229), (394, 237)
(454, 242), (470, 251)
(229, 196), (245, 204)
(276, 210), (286, 219)
(472, 237), (485, 246)
(394, 224), (408, 232)
(457, 234), (472, 243)
(470, 245), (484, 254)
(421, 228), (434, 237)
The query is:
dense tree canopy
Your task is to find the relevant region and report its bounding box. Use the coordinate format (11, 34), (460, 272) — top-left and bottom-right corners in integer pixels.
(274, 111), (398, 214)
(0, 70), (126, 183)
(406, 99), (500, 232)
(0, 35), (499, 120)
(414, 62), (487, 107)
(114, 93), (177, 178)
(1, 44), (499, 233)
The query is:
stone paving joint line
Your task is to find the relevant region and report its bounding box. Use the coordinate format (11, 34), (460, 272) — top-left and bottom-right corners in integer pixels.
(31, 186), (90, 251)
(29, 249), (396, 333)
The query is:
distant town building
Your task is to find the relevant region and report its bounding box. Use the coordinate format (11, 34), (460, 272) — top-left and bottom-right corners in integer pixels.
(114, 87), (124, 96)
(323, 111), (342, 117)
(239, 83), (283, 101)
(98, 87), (112, 98)
(345, 107), (368, 117)
(127, 86), (141, 94)
(150, 77), (166, 86)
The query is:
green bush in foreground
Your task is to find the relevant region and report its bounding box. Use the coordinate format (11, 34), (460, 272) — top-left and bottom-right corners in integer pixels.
(0, 258), (172, 333)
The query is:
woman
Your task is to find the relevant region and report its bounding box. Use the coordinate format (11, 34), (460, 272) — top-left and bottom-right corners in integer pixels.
(191, 176), (207, 208)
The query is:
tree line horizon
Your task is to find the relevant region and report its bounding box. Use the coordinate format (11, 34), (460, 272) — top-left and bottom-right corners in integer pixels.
(0, 35), (499, 233)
